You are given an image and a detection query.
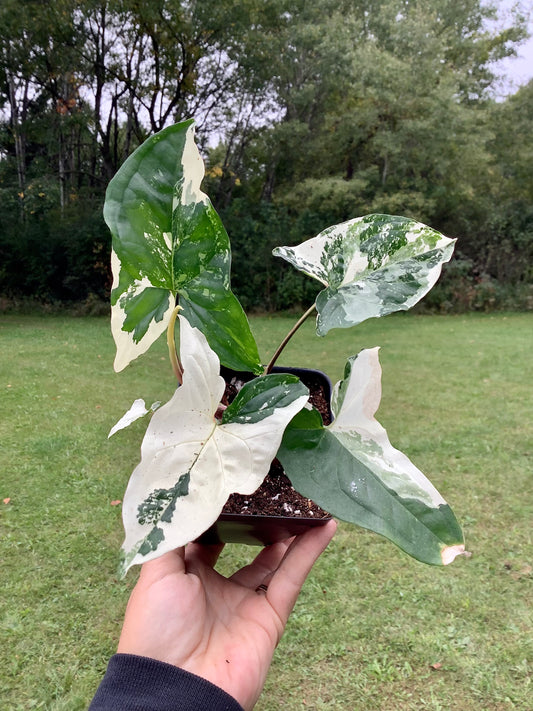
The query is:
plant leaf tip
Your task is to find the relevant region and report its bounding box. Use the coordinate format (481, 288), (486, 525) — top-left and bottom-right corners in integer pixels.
(441, 543), (470, 565)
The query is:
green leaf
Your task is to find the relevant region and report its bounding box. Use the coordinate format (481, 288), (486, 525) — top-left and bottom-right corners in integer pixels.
(278, 348), (465, 566)
(105, 119), (261, 373)
(222, 373), (308, 424)
(273, 214), (456, 336)
(179, 271), (262, 375)
(119, 315), (308, 575)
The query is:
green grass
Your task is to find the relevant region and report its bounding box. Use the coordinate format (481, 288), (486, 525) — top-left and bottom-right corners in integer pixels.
(1, 312), (532, 710)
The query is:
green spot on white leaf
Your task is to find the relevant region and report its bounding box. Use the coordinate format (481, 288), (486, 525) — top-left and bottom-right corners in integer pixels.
(137, 472), (190, 525)
(138, 526), (165, 557)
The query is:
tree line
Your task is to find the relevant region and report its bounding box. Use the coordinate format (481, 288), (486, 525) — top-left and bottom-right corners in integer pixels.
(1, 0), (532, 312)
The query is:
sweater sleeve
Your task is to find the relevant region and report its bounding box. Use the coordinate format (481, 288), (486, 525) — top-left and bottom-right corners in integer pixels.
(88, 654), (245, 711)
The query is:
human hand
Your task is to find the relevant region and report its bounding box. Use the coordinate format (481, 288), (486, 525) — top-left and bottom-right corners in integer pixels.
(117, 519), (337, 710)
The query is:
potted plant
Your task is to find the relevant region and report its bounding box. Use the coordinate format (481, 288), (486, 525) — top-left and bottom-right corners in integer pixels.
(105, 119), (466, 577)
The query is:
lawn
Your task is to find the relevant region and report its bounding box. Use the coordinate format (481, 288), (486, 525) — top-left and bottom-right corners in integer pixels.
(0, 312), (532, 710)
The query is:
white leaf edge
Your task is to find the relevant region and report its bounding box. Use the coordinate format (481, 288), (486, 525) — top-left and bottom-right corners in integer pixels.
(330, 347), (465, 565)
(120, 314), (308, 573)
(108, 398), (162, 438)
(110, 122), (207, 372)
(274, 215), (454, 289)
(110, 251), (174, 372)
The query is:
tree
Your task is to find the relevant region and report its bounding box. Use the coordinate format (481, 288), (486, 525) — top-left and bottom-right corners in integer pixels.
(254, 0), (527, 205)
(0, 0), (530, 306)
(480, 80), (533, 283)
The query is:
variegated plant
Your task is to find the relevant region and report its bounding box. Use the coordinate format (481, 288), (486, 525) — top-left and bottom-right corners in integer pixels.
(105, 118), (466, 577)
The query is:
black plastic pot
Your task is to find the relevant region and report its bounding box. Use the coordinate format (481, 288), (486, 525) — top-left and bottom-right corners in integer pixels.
(197, 366), (333, 546)
(197, 510), (331, 546)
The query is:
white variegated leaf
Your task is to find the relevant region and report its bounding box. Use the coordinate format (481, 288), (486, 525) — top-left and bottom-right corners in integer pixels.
(108, 121), (205, 372)
(273, 214), (456, 336)
(108, 398), (161, 438)
(278, 348), (465, 566)
(330, 349), (449, 511)
(119, 315), (308, 575)
(106, 120), (261, 374)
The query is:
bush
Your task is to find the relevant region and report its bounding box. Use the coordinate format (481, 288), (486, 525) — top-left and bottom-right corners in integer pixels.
(420, 257), (533, 313)
(0, 201), (111, 302)
(221, 198), (319, 312)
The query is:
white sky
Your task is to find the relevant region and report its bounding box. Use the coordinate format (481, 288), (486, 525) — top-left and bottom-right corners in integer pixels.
(497, 33), (533, 92)
(492, 0), (533, 97)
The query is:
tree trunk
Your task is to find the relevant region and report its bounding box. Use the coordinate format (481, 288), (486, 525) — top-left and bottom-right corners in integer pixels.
(6, 71), (28, 219)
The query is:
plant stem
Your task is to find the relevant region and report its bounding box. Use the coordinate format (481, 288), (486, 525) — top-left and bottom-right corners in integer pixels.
(264, 303), (317, 374)
(167, 304), (183, 384)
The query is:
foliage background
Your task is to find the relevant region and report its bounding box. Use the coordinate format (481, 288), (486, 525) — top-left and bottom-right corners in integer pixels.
(0, 0), (532, 312)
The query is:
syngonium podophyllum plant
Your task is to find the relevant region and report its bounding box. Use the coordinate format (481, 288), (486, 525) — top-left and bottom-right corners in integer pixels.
(105, 119), (466, 577)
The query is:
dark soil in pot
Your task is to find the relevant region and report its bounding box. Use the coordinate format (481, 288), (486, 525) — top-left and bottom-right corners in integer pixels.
(222, 366), (332, 519)
(222, 458), (330, 519)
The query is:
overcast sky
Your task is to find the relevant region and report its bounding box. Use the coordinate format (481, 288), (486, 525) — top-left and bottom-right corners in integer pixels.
(497, 33), (533, 92)
(492, 0), (533, 97)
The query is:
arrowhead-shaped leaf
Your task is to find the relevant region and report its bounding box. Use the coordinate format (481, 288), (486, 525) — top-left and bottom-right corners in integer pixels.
(105, 119), (261, 374)
(273, 214), (456, 335)
(119, 315), (308, 575)
(278, 348), (465, 566)
(108, 399), (161, 438)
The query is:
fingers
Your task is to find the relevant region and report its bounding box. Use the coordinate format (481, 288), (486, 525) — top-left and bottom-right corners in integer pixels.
(139, 541), (226, 586)
(136, 518), (335, 612)
(229, 537), (295, 589)
(138, 546), (186, 584)
(266, 519), (337, 624)
(186, 541), (225, 569)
